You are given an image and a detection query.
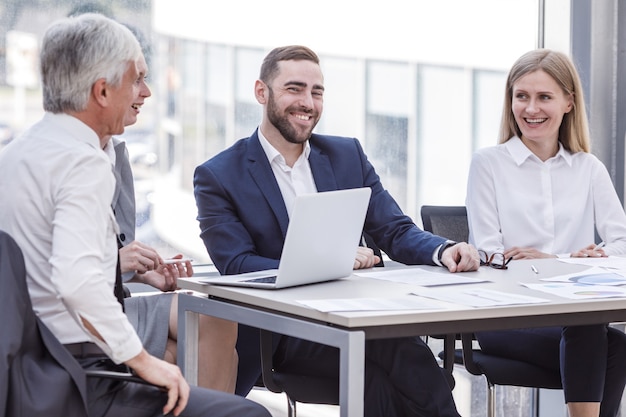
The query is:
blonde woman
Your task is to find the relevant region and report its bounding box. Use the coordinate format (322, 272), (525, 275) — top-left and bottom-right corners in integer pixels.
(466, 49), (626, 417)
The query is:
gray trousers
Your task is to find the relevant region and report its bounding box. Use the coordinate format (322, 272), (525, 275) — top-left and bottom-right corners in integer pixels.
(78, 356), (270, 417)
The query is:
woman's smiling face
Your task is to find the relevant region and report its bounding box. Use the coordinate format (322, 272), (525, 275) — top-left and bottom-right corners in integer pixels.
(512, 69), (573, 146)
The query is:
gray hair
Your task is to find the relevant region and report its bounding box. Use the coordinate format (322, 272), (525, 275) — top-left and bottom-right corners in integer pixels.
(40, 13), (142, 113)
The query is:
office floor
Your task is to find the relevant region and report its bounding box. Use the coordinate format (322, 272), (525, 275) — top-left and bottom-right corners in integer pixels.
(247, 389), (339, 417)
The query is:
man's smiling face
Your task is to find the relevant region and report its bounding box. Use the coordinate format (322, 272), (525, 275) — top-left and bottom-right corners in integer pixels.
(265, 59), (324, 144)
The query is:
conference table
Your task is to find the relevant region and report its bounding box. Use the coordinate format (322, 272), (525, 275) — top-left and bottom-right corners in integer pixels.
(176, 258), (626, 417)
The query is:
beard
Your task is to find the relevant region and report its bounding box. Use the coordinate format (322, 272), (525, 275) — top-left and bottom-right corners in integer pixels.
(267, 87), (318, 144)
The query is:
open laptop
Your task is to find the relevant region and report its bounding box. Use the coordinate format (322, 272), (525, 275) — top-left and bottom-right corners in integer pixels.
(200, 187), (371, 289)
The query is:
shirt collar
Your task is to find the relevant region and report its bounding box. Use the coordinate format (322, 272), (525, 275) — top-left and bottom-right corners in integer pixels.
(43, 112), (101, 150)
(257, 127), (311, 164)
(505, 135), (573, 167)
(102, 137), (117, 166)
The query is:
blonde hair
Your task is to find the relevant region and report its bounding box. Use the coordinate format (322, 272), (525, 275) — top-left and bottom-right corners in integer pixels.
(498, 49), (590, 153)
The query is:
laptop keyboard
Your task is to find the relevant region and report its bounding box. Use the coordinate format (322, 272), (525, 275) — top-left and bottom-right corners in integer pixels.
(243, 276), (277, 284)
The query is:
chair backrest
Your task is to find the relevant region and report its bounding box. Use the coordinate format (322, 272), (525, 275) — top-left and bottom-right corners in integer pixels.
(420, 205), (469, 243)
(0, 230), (88, 417)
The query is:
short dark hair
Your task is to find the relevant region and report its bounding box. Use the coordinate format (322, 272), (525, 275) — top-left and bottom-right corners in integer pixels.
(259, 45), (319, 84)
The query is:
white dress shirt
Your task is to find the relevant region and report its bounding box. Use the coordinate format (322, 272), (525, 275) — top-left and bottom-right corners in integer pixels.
(0, 113), (143, 364)
(466, 136), (626, 256)
(258, 128), (318, 216)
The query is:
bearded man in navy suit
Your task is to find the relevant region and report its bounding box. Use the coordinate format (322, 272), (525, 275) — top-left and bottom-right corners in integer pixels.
(194, 45), (480, 417)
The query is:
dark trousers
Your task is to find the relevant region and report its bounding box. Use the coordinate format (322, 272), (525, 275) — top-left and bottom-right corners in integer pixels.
(78, 355), (270, 417)
(476, 324), (626, 417)
(235, 324), (460, 417)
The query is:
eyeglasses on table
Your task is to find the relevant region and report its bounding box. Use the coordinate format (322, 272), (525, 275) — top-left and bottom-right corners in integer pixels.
(478, 250), (512, 270)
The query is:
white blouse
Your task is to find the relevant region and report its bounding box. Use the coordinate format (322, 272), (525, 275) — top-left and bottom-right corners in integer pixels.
(466, 136), (626, 256)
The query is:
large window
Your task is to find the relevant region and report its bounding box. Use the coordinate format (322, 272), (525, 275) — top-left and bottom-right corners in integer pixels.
(0, 0), (541, 231)
(149, 0), (540, 225)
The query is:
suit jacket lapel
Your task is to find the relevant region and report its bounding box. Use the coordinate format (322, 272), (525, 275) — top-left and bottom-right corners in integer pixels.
(247, 132), (290, 237)
(309, 140), (338, 192)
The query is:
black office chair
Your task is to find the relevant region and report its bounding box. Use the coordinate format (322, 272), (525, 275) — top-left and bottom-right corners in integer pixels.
(258, 330), (338, 417)
(0, 230), (161, 416)
(459, 333), (561, 417)
(420, 205), (470, 243)
(419, 205), (563, 417)
(420, 205), (468, 374)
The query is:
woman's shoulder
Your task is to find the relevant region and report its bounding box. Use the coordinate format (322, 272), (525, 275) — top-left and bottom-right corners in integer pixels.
(569, 150), (611, 177)
(570, 149), (603, 165)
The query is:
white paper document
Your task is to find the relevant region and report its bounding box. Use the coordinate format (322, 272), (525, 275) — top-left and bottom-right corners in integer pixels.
(523, 282), (626, 300)
(355, 267), (489, 286)
(541, 267), (626, 286)
(410, 287), (550, 308)
(557, 256), (626, 270)
(296, 297), (445, 312)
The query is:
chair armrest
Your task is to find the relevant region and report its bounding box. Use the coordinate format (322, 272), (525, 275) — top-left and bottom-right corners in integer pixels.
(85, 369), (165, 390)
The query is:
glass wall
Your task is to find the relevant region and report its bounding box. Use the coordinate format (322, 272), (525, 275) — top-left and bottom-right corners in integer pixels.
(0, 0), (543, 244)
(154, 38), (512, 222)
(147, 1), (542, 232)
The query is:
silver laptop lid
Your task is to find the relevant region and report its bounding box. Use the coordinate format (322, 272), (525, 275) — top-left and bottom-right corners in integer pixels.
(198, 187), (372, 289)
(273, 187), (371, 288)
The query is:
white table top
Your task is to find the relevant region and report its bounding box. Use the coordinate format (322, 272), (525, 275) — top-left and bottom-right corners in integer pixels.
(178, 258), (626, 336)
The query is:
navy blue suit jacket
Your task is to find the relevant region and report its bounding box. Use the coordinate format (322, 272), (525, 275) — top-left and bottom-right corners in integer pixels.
(194, 130), (446, 274)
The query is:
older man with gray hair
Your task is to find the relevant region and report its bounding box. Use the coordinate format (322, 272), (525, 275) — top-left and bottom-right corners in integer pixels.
(0, 13), (269, 417)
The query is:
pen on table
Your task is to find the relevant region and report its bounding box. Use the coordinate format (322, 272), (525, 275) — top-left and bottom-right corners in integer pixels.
(593, 242), (606, 251)
(163, 257), (194, 264)
(531, 265), (538, 274)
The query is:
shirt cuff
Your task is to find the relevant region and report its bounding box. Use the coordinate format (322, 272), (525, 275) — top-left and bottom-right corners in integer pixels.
(98, 330), (144, 364)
